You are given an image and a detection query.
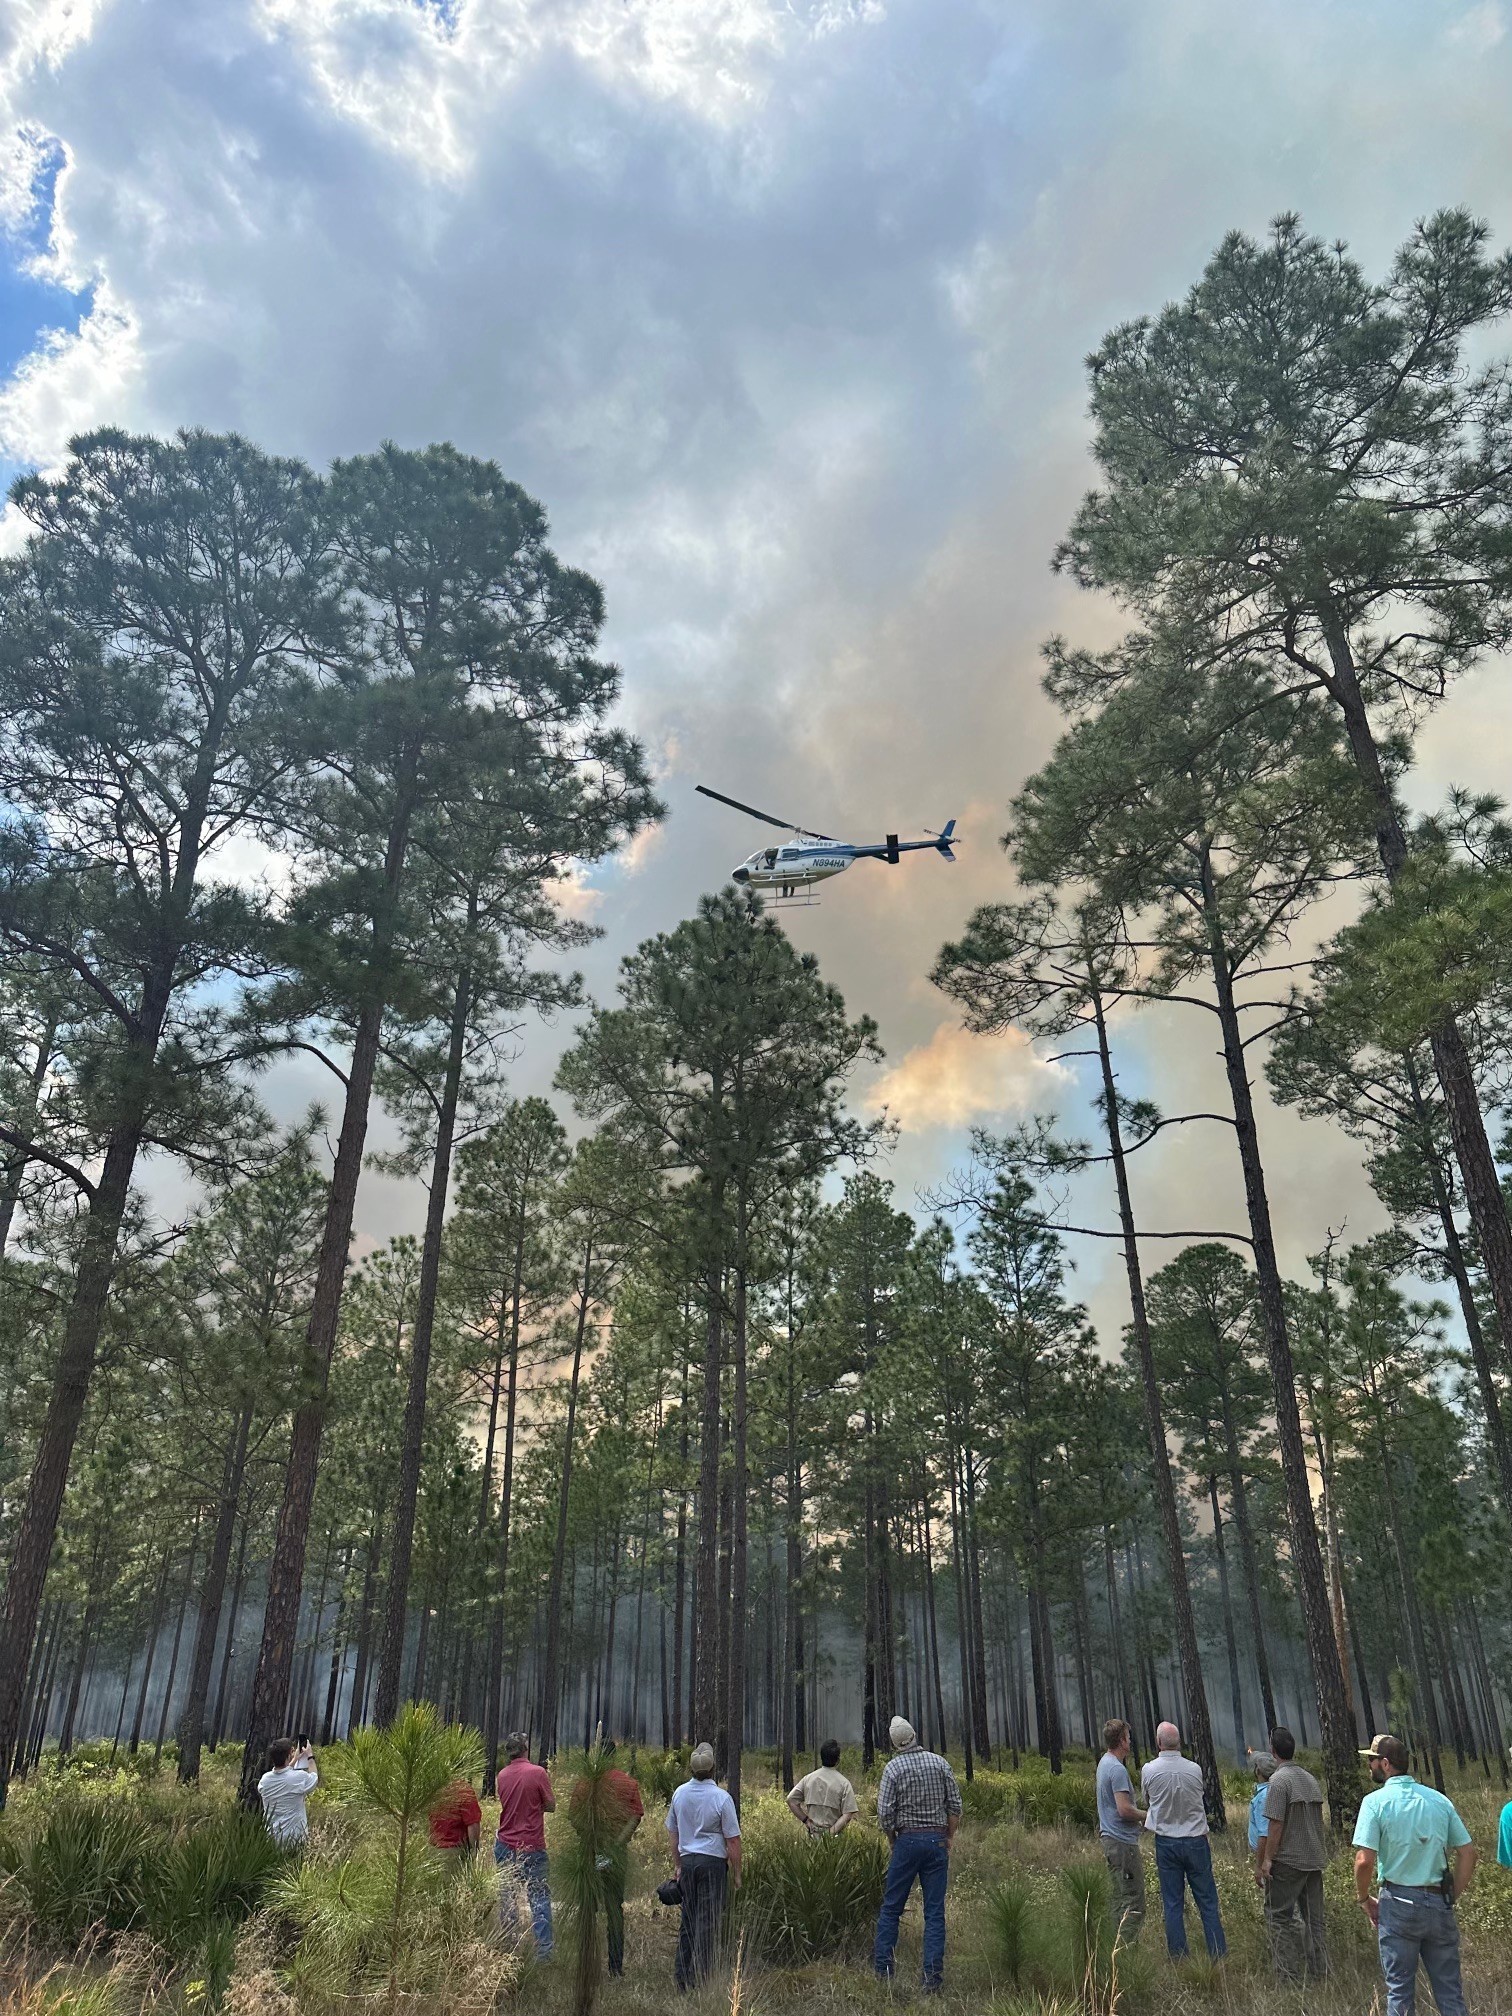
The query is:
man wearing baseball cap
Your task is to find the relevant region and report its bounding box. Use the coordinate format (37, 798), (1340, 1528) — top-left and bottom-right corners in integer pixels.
(665, 1742), (741, 1992)
(1353, 1734), (1477, 2016)
(873, 1715), (962, 1992)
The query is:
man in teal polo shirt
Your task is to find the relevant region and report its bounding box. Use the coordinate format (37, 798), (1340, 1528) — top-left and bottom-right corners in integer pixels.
(1352, 1734), (1477, 2016)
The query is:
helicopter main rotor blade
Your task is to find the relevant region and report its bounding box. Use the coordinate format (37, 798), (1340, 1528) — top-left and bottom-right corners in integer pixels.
(695, 783), (837, 842)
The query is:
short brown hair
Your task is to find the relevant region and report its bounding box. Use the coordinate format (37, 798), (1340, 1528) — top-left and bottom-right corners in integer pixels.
(1102, 1718), (1130, 1751)
(269, 1737), (296, 1769)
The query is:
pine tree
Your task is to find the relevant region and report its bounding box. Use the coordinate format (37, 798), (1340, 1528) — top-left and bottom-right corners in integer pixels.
(0, 428), (342, 1793)
(1054, 210), (1512, 1429)
(240, 444), (648, 1802)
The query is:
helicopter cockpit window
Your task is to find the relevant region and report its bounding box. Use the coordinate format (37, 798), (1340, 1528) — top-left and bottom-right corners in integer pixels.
(762, 848), (778, 867)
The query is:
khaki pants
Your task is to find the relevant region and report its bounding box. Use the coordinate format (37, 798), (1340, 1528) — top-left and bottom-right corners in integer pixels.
(1103, 1837), (1145, 1938)
(1265, 1862), (1328, 1981)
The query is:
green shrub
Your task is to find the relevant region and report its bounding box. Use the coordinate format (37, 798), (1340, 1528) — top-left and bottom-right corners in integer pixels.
(987, 1873), (1037, 1985)
(735, 1816), (888, 1964)
(1, 1797), (150, 1946)
(962, 1770), (1016, 1821)
(33, 1743), (162, 1788)
(267, 1703), (508, 2013)
(961, 1765), (1098, 1832)
(1016, 1770), (1098, 1832)
(627, 1748), (687, 1804)
(138, 1809), (287, 1961)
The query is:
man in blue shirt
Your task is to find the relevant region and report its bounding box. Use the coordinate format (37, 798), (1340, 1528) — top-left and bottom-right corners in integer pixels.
(1353, 1734), (1477, 2016)
(1097, 1719), (1145, 1940)
(1499, 1767), (1512, 1873)
(1246, 1752), (1276, 1861)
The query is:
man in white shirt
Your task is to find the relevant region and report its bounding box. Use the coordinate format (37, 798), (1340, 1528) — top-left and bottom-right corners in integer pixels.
(786, 1739), (859, 1836)
(1141, 1721), (1226, 1960)
(666, 1743), (741, 1992)
(257, 1736), (318, 1848)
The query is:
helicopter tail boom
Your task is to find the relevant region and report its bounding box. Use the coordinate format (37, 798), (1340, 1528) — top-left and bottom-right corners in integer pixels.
(935, 818), (956, 862)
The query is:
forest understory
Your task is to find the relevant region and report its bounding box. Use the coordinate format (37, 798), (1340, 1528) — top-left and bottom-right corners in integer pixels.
(2, 1736), (1510, 2016)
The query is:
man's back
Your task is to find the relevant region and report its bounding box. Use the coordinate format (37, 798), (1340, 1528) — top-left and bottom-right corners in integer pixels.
(258, 1762), (318, 1846)
(1141, 1751), (1207, 1837)
(669, 1777), (738, 1857)
(497, 1758), (553, 1851)
(1266, 1761), (1326, 1871)
(795, 1764), (858, 1832)
(1354, 1774), (1469, 1885)
(878, 1748), (961, 1834)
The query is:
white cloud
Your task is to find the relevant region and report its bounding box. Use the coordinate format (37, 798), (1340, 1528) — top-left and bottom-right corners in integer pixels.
(552, 862), (605, 921)
(0, 280), (138, 468)
(863, 1021), (1061, 1133)
(1446, 3), (1504, 54)
(0, 0), (1508, 1279)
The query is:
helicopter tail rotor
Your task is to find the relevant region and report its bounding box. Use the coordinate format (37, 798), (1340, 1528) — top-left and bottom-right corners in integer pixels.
(931, 818), (957, 863)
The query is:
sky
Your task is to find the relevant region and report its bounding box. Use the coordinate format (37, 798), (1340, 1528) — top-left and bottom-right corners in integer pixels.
(3, 0), (1512, 1344)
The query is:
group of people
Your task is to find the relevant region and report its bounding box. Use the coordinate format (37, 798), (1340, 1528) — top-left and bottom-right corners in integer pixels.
(666, 1715), (962, 1992)
(1100, 1717), (1499, 2016)
(255, 1713), (1509, 2006)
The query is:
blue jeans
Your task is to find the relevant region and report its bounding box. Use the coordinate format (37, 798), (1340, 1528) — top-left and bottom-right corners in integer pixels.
(1153, 1834), (1226, 1959)
(1377, 1887), (1468, 2016)
(495, 1843), (553, 1958)
(874, 1830), (949, 1989)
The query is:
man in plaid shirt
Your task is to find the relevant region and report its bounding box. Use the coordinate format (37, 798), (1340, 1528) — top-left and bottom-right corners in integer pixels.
(873, 1715), (962, 1991)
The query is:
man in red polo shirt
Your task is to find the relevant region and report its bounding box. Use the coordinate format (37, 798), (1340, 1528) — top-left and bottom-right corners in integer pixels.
(495, 1732), (555, 1957)
(429, 1777), (482, 1852)
(569, 1742), (645, 1977)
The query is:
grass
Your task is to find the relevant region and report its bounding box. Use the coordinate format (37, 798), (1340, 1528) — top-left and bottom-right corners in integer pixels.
(3, 1745), (1510, 2015)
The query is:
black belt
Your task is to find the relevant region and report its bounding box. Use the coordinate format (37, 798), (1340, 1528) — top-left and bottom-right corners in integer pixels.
(1381, 1881), (1442, 1892)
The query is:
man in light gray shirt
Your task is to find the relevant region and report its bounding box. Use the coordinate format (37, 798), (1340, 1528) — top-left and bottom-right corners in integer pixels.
(1140, 1721), (1226, 1960)
(1097, 1718), (1145, 1939)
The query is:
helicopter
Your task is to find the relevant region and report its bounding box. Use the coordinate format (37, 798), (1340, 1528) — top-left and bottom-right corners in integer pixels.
(697, 784), (957, 902)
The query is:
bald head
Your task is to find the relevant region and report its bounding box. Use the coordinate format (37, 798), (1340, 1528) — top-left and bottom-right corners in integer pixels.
(1156, 1722), (1182, 1751)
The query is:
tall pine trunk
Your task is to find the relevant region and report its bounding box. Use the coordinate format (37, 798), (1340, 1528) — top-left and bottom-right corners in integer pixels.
(1197, 843), (1356, 1821)
(692, 1213), (725, 1747)
(375, 956), (473, 1724)
(537, 1238), (593, 1761)
(239, 751), (418, 1807)
(726, 1230), (750, 1805)
(481, 1227), (526, 1791)
(1208, 1476), (1245, 1759)
(0, 712), (228, 1797)
(1091, 984), (1224, 1819)
(179, 1405), (253, 1781)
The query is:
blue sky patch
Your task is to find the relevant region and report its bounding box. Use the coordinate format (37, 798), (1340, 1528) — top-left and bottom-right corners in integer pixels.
(0, 132), (93, 383)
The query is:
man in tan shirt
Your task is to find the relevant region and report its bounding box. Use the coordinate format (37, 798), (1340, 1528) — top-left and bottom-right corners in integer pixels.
(787, 1740), (859, 1835)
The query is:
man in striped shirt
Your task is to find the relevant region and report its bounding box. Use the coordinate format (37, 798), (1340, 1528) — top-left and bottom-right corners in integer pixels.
(873, 1716), (962, 1992)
